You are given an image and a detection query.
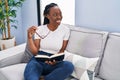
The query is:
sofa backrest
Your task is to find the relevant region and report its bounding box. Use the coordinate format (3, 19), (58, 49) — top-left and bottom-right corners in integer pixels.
(66, 25), (108, 57)
(98, 33), (120, 80)
(65, 24), (109, 75)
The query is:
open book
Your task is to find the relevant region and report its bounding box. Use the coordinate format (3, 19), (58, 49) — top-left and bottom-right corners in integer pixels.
(35, 53), (65, 62)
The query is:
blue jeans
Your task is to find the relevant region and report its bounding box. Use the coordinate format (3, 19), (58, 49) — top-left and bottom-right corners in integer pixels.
(24, 51), (74, 80)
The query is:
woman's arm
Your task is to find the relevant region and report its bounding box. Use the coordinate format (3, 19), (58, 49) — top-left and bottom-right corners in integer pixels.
(47, 40), (68, 65)
(27, 26), (40, 55)
(58, 40), (68, 53)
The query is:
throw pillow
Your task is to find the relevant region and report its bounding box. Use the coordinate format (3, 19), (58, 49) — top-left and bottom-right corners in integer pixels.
(64, 51), (99, 80)
(21, 43), (33, 63)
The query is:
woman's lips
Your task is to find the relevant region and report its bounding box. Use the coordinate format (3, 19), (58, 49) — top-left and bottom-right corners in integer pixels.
(56, 20), (61, 24)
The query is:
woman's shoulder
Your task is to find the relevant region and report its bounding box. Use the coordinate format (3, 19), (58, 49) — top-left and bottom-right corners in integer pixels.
(60, 23), (70, 31)
(60, 23), (69, 29)
(37, 24), (47, 29)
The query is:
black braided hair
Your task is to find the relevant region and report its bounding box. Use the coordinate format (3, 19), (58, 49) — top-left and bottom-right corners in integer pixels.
(43, 3), (58, 25)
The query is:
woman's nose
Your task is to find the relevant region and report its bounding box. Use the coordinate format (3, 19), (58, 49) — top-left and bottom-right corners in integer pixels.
(57, 15), (62, 19)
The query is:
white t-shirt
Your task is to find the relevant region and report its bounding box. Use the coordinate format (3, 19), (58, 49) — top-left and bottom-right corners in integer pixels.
(34, 24), (70, 54)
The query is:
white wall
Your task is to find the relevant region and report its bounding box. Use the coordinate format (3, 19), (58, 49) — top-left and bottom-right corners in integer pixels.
(75, 0), (120, 32)
(40, 0), (75, 25)
(21, 0), (38, 42)
(4, 0), (38, 45)
(11, 8), (24, 45)
(0, 0), (25, 45)
(15, 0), (120, 44)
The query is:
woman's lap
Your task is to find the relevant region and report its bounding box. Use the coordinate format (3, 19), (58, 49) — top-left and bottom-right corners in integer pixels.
(24, 56), (74, 80)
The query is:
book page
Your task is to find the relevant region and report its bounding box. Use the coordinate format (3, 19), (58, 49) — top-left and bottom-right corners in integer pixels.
(50, 53), (64, 58)
(35, 52), (65, 62)
(35, 55), (50, 58)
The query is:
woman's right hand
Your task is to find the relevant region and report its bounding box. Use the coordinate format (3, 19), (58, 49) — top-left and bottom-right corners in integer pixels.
(45, 60), (57, 65)
(27, 26), (37, 39)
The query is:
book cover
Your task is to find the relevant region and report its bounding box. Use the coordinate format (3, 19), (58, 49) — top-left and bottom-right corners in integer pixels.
(35, 53), (65, 62)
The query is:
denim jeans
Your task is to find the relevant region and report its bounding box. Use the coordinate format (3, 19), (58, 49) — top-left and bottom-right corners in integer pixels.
(24, 51), (74, 80)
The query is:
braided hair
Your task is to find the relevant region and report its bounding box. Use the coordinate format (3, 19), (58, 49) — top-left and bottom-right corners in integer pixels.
(43, 3), (58, 25)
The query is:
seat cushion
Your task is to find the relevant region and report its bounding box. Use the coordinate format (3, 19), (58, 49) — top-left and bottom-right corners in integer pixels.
(0, 63), (77, 80)
(0, 63), (26, 80)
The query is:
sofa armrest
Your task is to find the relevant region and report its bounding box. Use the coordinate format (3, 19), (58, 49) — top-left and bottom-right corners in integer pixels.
(0, 43), (26, 68)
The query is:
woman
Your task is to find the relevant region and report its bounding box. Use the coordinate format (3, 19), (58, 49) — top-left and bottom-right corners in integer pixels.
(24, 3), (74, 80)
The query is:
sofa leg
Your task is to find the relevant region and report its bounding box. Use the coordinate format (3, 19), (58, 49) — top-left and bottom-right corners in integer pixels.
(2, 44), (6, 50)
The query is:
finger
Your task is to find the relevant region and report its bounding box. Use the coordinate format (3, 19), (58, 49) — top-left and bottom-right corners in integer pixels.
(49, 61), (54, 65)
(53, 60), (56, 62)
(28, 26), (37, 32)
(48, 61), (52, 64)
(53, 60), (57, 65)
(31, 26), (37, 30)
(45, 61), (49, 64)
(28, 27), (37, 35)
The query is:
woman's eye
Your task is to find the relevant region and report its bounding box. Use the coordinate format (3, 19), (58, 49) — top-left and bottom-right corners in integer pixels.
(53, 14), (57, 17)
(53, 14), (62, 17)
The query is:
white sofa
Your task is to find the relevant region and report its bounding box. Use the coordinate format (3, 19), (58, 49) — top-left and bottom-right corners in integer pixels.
(0, 24), (120, 80)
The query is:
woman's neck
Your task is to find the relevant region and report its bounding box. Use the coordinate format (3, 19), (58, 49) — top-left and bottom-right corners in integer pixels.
(47, 24), (59, 31)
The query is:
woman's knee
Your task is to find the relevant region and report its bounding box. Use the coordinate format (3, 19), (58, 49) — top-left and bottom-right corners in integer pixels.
(63, 61), (74, 74)
(24, 59), (43, 76)
(28, 59), (42, 69)
(24, 59), (43, 80)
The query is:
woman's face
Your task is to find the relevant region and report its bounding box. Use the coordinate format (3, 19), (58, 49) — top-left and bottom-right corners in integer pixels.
(47, 6), (62, 25)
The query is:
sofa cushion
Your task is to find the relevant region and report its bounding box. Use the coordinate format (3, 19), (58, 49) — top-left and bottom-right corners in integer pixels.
(66, 26), (108, 58)
(0, 63), (26, 80)
(64, 51), (99, 80)
(98, 33), (120, 80)
(65, 25), (108, 75)
(0, 62), (78, 80)
(0, 43), (26, 68)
